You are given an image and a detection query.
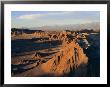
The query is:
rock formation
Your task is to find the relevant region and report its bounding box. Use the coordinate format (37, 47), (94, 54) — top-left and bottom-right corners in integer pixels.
(11, 29), (91, 77)
(40, 40), (88, 76)
(13, 39), (88, 77)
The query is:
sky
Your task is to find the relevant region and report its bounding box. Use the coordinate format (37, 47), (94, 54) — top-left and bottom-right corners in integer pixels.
(11, 11), (100, 28)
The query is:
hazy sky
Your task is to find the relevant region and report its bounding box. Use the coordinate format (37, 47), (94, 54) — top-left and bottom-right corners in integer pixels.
(11, 11), (100, 28)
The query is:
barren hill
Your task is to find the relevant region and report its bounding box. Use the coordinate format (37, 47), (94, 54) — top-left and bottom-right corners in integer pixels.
(13, 40), (88, 77)
(11, 29), (99, 77)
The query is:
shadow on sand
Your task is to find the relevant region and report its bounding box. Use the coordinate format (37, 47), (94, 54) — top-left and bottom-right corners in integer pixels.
(11, 38), (62, 57)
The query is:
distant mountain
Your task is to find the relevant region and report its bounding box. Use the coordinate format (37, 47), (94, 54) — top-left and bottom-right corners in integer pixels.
(12, 22), (100, 31)
(38, 22), (100, 31)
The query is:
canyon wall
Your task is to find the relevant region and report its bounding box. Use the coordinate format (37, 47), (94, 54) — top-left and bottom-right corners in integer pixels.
(41, 40), (88, 76)
(13, 39), (88, 77)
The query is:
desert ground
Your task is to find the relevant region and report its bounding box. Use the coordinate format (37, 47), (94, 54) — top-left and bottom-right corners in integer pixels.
(11, 29), (100, 77)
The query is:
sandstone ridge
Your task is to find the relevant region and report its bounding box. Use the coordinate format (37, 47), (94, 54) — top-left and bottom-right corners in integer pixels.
(41, 40), (88, 76)
(13, 40), (88, 77)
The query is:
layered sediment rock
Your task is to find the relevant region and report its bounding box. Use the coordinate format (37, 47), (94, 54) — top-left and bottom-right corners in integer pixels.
(13, 40), (88, 77)
(41, 40), (88, 76)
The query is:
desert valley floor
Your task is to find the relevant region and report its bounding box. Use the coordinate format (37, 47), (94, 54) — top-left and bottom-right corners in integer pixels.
(11, 29), (100, 77)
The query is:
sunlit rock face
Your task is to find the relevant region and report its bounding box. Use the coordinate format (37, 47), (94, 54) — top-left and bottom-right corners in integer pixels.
(41, 40), (88, 76)
(12, 39), (88, 77)
(12, 29), (100, 77)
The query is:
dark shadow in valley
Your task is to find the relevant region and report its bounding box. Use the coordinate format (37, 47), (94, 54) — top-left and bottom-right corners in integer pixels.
(11, 38), (62, 57)
(84, 33), (100, 77)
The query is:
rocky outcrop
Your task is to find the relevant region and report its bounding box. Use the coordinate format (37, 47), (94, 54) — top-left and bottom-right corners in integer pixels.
(40, 40), (88, 76)
(13, 40), (88, 77)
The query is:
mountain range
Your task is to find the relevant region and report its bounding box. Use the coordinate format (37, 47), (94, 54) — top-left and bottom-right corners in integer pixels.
(28, 22), (100, 31)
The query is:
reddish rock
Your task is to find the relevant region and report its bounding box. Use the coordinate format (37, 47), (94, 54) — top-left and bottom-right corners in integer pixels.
(41, 40), (88, 76)
(13, 40), (88, 77)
